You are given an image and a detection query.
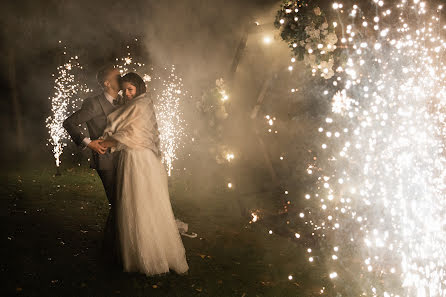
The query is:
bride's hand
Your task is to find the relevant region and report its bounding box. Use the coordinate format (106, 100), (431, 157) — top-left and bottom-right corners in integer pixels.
(101, 139), (118, 148)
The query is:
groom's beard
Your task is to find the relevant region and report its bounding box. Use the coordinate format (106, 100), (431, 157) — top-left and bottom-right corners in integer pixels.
(111, 85), (120, 93)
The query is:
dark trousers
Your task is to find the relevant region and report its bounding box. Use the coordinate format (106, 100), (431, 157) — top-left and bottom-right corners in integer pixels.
(97, 169), (122, 268)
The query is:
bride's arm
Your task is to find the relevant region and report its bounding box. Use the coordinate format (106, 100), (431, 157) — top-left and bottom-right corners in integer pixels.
(102, 101), (147, 151)
(103, 98), (159, 152)
(102, 103), (139, 151)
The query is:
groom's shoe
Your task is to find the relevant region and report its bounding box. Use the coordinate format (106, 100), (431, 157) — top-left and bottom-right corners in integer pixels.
(99, 249), (122, 272)
(99, 239), (120, 270)
(102, 236), (123, 271)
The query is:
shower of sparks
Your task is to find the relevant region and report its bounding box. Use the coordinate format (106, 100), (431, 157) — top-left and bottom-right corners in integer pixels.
(226, 153), (235, 162)
(251, 212), (259, 223)
(300, 0), (446, 296)
(46, 50), (89, 167)
(115, 53), (145, 75)
(155, 66), (187, 176)
(331, 89), (356, 115)
(265, 115), (278, 133)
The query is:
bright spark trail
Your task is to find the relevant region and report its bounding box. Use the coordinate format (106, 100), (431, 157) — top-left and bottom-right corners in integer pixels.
(46, 47), (89, 168)
(155, 66), (187, 176)
(297, 1), (446, 296)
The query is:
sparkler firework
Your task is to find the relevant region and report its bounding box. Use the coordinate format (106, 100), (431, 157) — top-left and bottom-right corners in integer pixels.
(46, 47), (89, 168)
(155, 66), (187, 176)
(295, 1), (446, 296)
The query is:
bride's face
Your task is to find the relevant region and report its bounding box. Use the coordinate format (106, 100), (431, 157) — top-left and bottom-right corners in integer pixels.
(123, 82), (137, 100)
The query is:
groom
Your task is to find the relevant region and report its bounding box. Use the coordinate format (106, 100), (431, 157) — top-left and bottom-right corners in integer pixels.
(63, 64), (124, 267)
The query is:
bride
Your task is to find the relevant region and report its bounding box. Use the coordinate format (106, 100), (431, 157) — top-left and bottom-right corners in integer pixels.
(100, 72), (189, 276)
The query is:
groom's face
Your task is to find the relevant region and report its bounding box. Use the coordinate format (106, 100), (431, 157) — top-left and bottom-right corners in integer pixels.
(104, 69), (121, 92)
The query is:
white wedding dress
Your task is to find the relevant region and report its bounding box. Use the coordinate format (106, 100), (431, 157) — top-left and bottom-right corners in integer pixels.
(103, 93), (189, 276)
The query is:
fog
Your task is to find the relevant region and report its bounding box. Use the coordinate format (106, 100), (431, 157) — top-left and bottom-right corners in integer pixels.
(1, 0), (281, 152)
(0, 0), (321, 201)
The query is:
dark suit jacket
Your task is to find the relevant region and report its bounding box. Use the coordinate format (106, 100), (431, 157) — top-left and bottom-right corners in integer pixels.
(63, 93), (123, 170)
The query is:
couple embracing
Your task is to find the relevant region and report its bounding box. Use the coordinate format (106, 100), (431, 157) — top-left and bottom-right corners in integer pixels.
(63, 64), (189, 276)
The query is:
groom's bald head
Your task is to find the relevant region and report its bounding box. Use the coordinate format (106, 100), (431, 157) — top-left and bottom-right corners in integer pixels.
(97, 64), (120, 92)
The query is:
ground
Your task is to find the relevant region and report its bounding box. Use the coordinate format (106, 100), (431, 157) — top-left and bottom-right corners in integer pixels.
(1, 162), (333, 297)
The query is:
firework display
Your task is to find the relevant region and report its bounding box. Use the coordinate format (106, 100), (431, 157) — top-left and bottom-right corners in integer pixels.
(47, 43), (187, 175)
(41, 1), (446, 294)
(276, 1), (446, 295)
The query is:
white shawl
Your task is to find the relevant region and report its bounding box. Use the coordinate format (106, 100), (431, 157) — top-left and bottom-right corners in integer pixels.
(102, 93), (161, 156)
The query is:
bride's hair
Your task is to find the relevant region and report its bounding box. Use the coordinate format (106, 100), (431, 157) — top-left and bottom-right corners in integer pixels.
(120, 72), (146, 97)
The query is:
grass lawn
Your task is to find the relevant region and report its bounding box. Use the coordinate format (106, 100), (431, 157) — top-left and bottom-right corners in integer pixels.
(1, 162), (334, 297)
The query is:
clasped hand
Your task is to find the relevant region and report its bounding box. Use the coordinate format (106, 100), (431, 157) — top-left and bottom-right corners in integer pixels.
(87, 139), (117, 154)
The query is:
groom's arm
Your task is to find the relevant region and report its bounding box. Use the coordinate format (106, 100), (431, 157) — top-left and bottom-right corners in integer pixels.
(63, 97), (97, 147)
